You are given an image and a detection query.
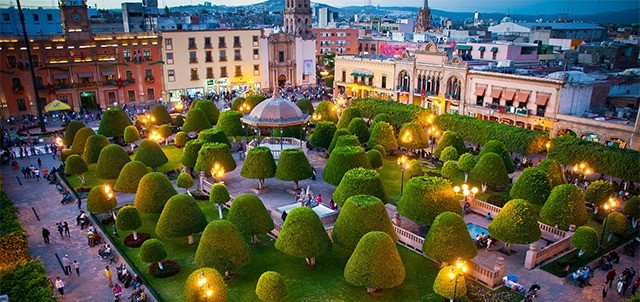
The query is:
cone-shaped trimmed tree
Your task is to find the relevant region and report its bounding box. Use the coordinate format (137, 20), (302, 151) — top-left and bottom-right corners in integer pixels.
(135, 139), (169, 169)
(133, 172), (178, 213)
(227, 194), (274, 244)
(397, 176), (461, 226)
(150, 104), (173, 125)
(275, 206), (332, 267)
(439, 146), (459, 162)
(157, 124), (172, 145)
(275, 149), (313, 190)
(184, 268), (227, 302)
(241, 146), (276, 190)
(623, 196), (640, 228)
(194, 142), (237, 173)
(347, 117), (370, 143)
(115, 161), (151, 193)
(140, 239), (167, 270)
(309, 121), (336, 150)
(182, 108), (211, 133)
(397, 122), (428, 150)
(63, 120), (85, 146)
(470, 152), (510, 188)
(217, 110), (244, 138)
(440, 160), (460, 179)
(488, 199), (541, 253)
(83, 134), (110, 163)
(423, 212), (477, 263)
(124, 125), (141, 151)
(192, 99), (220, 125)
(195, 220), (251, 276)
(457, 153), (477, 183)
(327, 128), (351, 153)
(433, 131), (466, 158)
(61, 149), (73, 161)
(314, 101), (339, 123)
(71, 127), (95, 154)
(540, 184), (588, 230)
(256, 271), (288, 302)
(368, 122), (397, 153)
(335, 135), (361, 150)
(477, 140), (515, 173)
(156, 194), (208, 245)
(337, 107), (362, 129)
(537, 159), (566, 187)
(344, 231), (405, 294)
(96, 144), (131, 179)
(244, 94), (267, 109)
(116, 205), (142, 240)
(230, 97), (246, 111)
(367, 149), (383, 169)
(295, 98), (314, 115)
(371, 113), (392, 125)
(174, 131), (189, 148)
(173, 114), (184, 126)
(177, 172), (194, 194)
(332, 195), (396, 252)
(209, 183), (230, 219)
(65, 154), (88, 184)
(584, 180), (616, 207)
(510, 167), (552, 204)
(86, 184), (117, 214)
(373, 144), (386, 156)
(333, 168), (387, 206)
(405, 159), (424, 180)
(182, 139), (206, 169)
(433, 265), (467, 300)
(605, 212), (628, 242)
(323, 146), (371, 186)
(571, 226), (599, 257)
(98, 107), (132, 138)
(197, 128), (231, 148)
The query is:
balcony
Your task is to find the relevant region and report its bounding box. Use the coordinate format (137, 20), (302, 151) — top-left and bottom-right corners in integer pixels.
(191, 75), (199, 81)
(219, 43), (226, 48)
(220, 57), (227, 62)
(189, 58), (198, 64)
(480, 103), (531, 116)
(204, 43), (212, 49)
(188, 43), (197, 50)
(233, 43), (241, 48)
(234, 56), (242, 61)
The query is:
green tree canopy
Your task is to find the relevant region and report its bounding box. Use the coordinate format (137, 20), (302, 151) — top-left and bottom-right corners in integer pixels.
(323, 146), (371, 186)
(295, 98), (314, 115)
(194, 142), (237, 173)
(192, 99), (220, 125)
(368, 122), (397, 153)
(64, 154), (88, 181)
(182, 108), (211, 133)
(488, 199), (541, 251)
(470, 152), (510, 187)
(478, 140), (515, 173)
(405, 159), (424, 180)
(397, 122), (428, 150)
(584, 180), (616, 206)
(227, 194), (274, 244)
(183, 268), (227, 302)
(176, 172), (194, 192)
(140, 238), (167, 267)
(623, 196), (640, 222)
(150, 104), (173, 125)
(241, 146), (276, 190)
(540, 184), (588, 230)
(397, 176), (460, 226)
(439, 146), (459, 162)
(174, 131), (190, 148)
(433, 265), (467, 300)
(510, 167), (552, 204)
(96, 144), (131, 179)
(86, 184), (117, 214)
(115, 161), (151, 193)
(571, 226), (599, 257)
(371, 113), (392, 125)
(255, 271), (288, 302)
(116, 205), (142, 240)
(98, 107), (132, 137)
(433, 131), (466, 158)
(605, 212), (628, 237)
(309, 121), (337, 150)
(124, 125), (141, 145)
(216, 110), (244, 137)
(173, 114), (184, 127)
(195, 220), (251, 275)
(333, 168), (387, 206)
(367, 149), (383, 169)
(274, 148), (313, 190)
(63, 120), (85, 145)
(423, 212), (477, 263)
(332, 195), (397, 252)
(82, 134), (110, 163)
(209, 183), (231, 205)
(327, 128), (351, 153)
(135, 139), (168, 169)
(314, 101), (338, 123)
(537, 158), (567, 187)
(71, 127), (95, 154)
(337, 107), (362, 129)
(157, 124), (172, 142)
(156, 194), (208, 245)
(244, 94), (267, 109)
(133, 172), (178, 213)
(197, 128), (231, 148)
(440, 160), (460, 179)
(230, 97), (246, 111)
(275, 206), (332, 267)
(457, 153), (477, 183)
(347, 118), (370, 144)
(182, 139), (206, 169)
(335, 135), (361, 150)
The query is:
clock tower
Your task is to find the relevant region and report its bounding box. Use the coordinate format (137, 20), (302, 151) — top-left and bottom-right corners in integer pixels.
(59, 0), (93, 41)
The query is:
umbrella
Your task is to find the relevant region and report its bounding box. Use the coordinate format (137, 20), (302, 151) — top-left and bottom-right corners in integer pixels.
(44, 100), (72, 112)
(507, 274), (518, 282)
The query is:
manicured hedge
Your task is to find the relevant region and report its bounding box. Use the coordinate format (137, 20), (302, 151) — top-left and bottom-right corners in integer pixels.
(256, 271), (288, 302)
(322, 146), (371, 186)
(332, 168), (387, 206)
(275, 149), (313, 190)
(423, 212), (477, 263)
(115, 161), (151, 193)
(344, 231), (405, 292)
(71, 127), (95, 154)
(96, 144), (131, 179)
(398, 122), (428, 150)
(174, 131), (190, 148)
(368, 122), (397, 153)
(295, 98), (314, 115)
(63, 120), (85, 146)
(156, 194), (208, 244)
(350, 98), (432, 127)
(82, 134), (110, 163)
(133, 172), (178, 213)
(98, 107), (132, 137)
(0, 192), (30, 274)
(0, 259), (55, 302)
(309, 121), (336, 150)
(367, 149), (383, 169)
(328, 128), (351, 153)
(135, 139), (169, 169)
(182, 108), (211, 133)
(150, 104), (173, 125)
(397, 176), (460, 226)
(197, 128), (231, 148)
(337, 107), (362, 129)
(332, 195), (397, 252)
(194, 142), (237, 173)
(195, 220), (251, 274)
(216, 110), (244, 137)
(540, 184), (588, 230)
(182, 139), (206, 169)
(192, 99), (220, 125)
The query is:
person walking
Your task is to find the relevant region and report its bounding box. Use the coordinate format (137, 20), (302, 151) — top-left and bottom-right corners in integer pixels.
(55, 276), (65, 298)
(63, 222), (70, 237)
(105, 266), (113, 287)
(42, 227), (50, 244)
(72, 260), (80, 276)
(632, 277), (640, 296)
(606, 269), (616, 288)
(61, 254), (71, 275)
(602, 281), (608, 299)
(57, 222), (64, 238)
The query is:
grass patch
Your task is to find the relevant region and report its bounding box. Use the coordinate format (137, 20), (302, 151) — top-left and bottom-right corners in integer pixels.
(378, 157), (402, 205)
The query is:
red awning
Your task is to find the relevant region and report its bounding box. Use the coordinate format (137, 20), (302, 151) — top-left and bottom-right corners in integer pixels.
(490, 87), (503, 99)
(515, 90), (530, 103)
(503, 89), (516, 100)
(535, 93), (550, 106)
(474, 85), (487, 96)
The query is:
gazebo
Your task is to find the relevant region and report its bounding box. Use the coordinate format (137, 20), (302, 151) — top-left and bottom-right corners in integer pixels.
(240, 93), (310, 159)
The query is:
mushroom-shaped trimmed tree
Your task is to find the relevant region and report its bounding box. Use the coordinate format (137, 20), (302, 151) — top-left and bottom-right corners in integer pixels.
(347, 117), (370, 144)
(216, 110), (244, 140)
(371, 113), (392, 125)
(195, 220), (251, 277)
(98, 107), (132, 138)
(124, 125), (141, 151)
(540, 184), (588, 230)
(174, 131), (189, 148)
(457, 153), (477, 183)
(439, 146), (459, 162)
(433, 265), (467, 301)
(373, 144), (386, 157)
(488, 199), (541, 253)
(397, 176), (461, 227)
(184, 268), (227, 302)
(275, 149), (313, 191)
(327, 128), (351, 154)
(275, 206), (332, 267)
(295, 98), (314, 115)
(227, 194), (274, 244)
(332, 195), (396, 252)
(367, 149), (383, 169)
(510, 167), (552, 205)
(140, 238), (168, 271)
(133, 172), (178, 213)
(440, 160), (460, 179)
(134, 139), (168, 170)
(332, 168), (387, 207)
(314, 101), (339, 123)
(397, 122), (428, 150)
(209, 183), (231, 219)
(622, 196), (640, 228)
(83, 134), (110, 163)
(157, 124), (173, 146)
(115, 161), (151, 193)
(64, 154), (88, 184)
(194, 143), (237, 174)
(116, 205), (143, 242)
(96, 144), (131, 179)
(177, 172), (194, 195)
(256, 271), (288, 302)
(405, 159), (424, 180)
(571, 226), (599, 257)
(604, 212), (628, 242)
(433, 131), (466, 159)
(182, 108), (211, 133)
(71, 127), (95, 154)
(156, 194), (208, 245)
(334, 135), (361, 150)
(423, 212), (477, 264)
(368, 122), (397, 154)
(230, 97), (246, 111)
(337, 107), (362, 129)
(537, 158), (566, 187)
(309, 121), (337, 150)
(241, 146), (276, 190)
(477, 140), (515, 173)
(197, 128), (231, 148)
(150, 104), (173, 125)
(182, 139), (206, 170)
(174, 114), (184, 126)
(322, 146), (371, 186)
(63, 120), (85, 146)
(470, 152), (510, 190)
(584, 180), (616, 208)
(86, 184), (117, 214)
(192, 99), (220, 125)
(344, 231), (405, 294)
(244, 94), (267, 109)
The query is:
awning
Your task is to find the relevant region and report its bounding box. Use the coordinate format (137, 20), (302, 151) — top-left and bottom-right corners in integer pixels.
(456, 45), (472, 51)
(515, 90), (530, 103)
(490, 87), (503, 99)
(101, 70), (116, 76)
(503, 89), (516, 100)
(478, 46), (486, 51)
(350, 72), (360, 76)
(490, 47), (499, 52)
(474, 85), (487, 96)
(44, 100), (72, 112)
(363, 74), (373, 78)
(535, 93), (550, 106)
(78, 72), (93, 78)
(52, 74), (68, 79)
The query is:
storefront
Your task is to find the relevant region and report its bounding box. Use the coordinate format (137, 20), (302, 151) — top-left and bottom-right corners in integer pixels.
(168, 89), (185, 102)
(186, 87), (205, 99)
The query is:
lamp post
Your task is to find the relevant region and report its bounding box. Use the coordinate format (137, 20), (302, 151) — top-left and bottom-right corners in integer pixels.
(401, 131), (413, 154)
(599, 197), (618, 248)
(175, 101), (184, 113)
(311, 113), (322, 123)
(197, 271), (214, 301)
(240, 103), (251, 115)
(428, 126), (440, 154)
(448, 258), (468, 302)
(454, 184), (478, 215)
(103, 184), (118, 237)
(572, 162), (592, 182)
(397, 155), (410, 196)
(211, 162), (225, 184)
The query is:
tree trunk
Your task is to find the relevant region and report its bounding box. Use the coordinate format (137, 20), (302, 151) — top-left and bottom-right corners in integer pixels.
(305, 257), (316, 267)
(258, 179), (265, 190)
(608, 234), (612, 242)
(186, 188), (192, 197)
(578, 249), (585, 257)
(217, 204), (224, 219)
(165, 139), (168, 146)
(188, 234), (194, 245)
(366, 288), (377, 294)
(504, 242), (512, 253)
(157, 261), (164, 270)
(293, 180), (299, 190)
(225, 271), (230, 278)
(132, 230), (138, 241)
(251, 234), (258, 245)
(632, 218), (637, 229)
(130, 144), (135, 152)
(464, 172), (468, 183)
(79, 174), (85, 184)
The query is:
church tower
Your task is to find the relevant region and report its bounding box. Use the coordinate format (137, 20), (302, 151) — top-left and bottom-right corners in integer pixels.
(283, 0), (313, 39)
(59, 0), (93, 41)
(414, 0), (432, 33)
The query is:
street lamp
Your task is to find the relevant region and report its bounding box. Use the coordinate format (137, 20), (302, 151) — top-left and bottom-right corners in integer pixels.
(545, 141), (551, 151)
(599, 197), (618, 248)
(103, 184), (118, 237)
(175, 101), (184, 112)
(573, 162), (592, 176)
(448, 258), (468, 302)
(311, 113), (322, 122)
(210, 162), (225, 184)
(428, 126), (441, 154)
(397, 155), (410, 196)
(197, 271), (214, 301)
(240, 103), (251, 114)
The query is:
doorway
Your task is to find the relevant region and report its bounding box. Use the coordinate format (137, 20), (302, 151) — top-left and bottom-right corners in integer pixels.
(80, 91), (97, 110)
(278, 74), (286, 87)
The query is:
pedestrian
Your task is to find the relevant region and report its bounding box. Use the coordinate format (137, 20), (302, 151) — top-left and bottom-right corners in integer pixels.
(55, 276), (64, 298)
(617, 276), (624, 296)
(42, 227), (50, 244)
(72, 260), (80, 276)
(37, 158), (42, 167)
(281, 210), (287, 222)
(105, 266), (113, 287)
(607, 269), (616, 288)
(62, 254), (71, 275)
(87, 229), (95, 247)
(57, 222), (64, 238)
(34, 168), (40, 181)
(63, 222), (70, 237)
(632, 277), (640, 296)
(602, 281), (608, 299)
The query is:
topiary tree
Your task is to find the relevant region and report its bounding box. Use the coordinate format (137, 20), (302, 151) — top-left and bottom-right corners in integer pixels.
(439, 146), (459, 162)
(488, 199), (541, 253)
(197, 128), (231, 148)
(478, 140), (515, 174)
(433, 131), (466, 158)
(537, 158), (566, 187)
(96, 144), (131, 179)
(230, 97), (246, 111)
(61, 148), (73, 161)
(346, 117), (370, 144)
(335, 135), (361, 150)
(323, 146), (371, 186)
(337, 107), (362, 129)
(373, 144), (385, 156)
(256, 271), (288, 302)
(275, 206), (332, 267)
(195, 220), (251, 276)
(540, 184), (588, 230)
(86, 184), (117, 214)
(275, 149), (313, 190)
(216, 110), (244, 139)
(150, 104), (173, 125)
(470, 152), (510, 189)
(64, 154), (88, 184)
(177, 172), (194, 195)
(457, 153), (477, 183)
(344, 231), (405, 294)
(333, 168), (387, 206)
(510, 167), (552, 205)
(433, 265), (467, 301)
(571, 226), (599, 257)
(405, 159), (424, 180)
(134, 139), (168, 169)
(367, 149), (383, 169)
(295, 98), (314, 115)
(63, 120), (85, 146)
(192, 99), (220, 125)
(173, 114), (184, 127)
(244, 94), (267, 109)
(423, 212), (477, 263)
(194, 143), (237, 174)
(182, 139), (206, 170)
(115, 161), (151, 193)
(174, 131), (190, 148)
(140, 239), (167, 270)
(71, 127), (95, 154)
(227, 194), (274, 244)
(157, 124), (173, 145)
(133, 172), (178, 213)
(368, 122), (397, 153)
(605, 212), (628, 242)
(314, 101), (338, 123)
(440, 160), (459, 179)
(82, 134), (109, 163)
(124, 125), (141, 151)
(584, 180), (616, 207)
(332, 195), (396, 252)
(328, 128), (351, 153)
(116, 205), (142, 240)
(623, 196), (640, 228)
(241, 146), (276, 190)
(182, 108), (211, 133)
(184, 268), (227, 302)
(371, 113), (392, 125)
(209, 183), (230, 219)
(156, 194), (208, 245)
(397, 122), (428, 150)
(397, 176), (460, 226)
(309, 121), (336, 150)
(98, 107), (132, 138)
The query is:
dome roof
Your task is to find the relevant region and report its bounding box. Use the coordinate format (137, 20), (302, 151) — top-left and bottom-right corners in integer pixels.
(241, 95), (309, 127)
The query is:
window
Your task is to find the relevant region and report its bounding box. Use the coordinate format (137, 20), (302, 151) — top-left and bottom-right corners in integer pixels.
(234, 50), (241, 61)
(143, 49), (151, 60)
(12, 78), (22, 88)
(368, 77), (373, 86)
(35, 76), (44, 89)
(341, 70), (346, 82)
(108, 91), (116, 103)
(32, 14), (39, 22)
(218, 37), (226, 48)
(205, 51), (213, 62)
(220, 66), (227, 77)
(233, 36), (241, 48)
(492, 52), (497, 60)
(166, 52), (174, 64)
(128, 90), (135, 102)
(17, 99), (27, 111)
(165, 38), (173, 50)
(252, 35), (259, 46)
(31, 55), (40, 67)
(235, 66), (242, 77)
(188, 37), (196, 49)
(206, 67), (213, 79)
(480, 50), (485, 59)
(190, 68), (198, 81)
(189, 51), (197, 63)
(253, 64), (259, 75)
(46, 14), (53, 22)
(536, 105), (546, 117)
(219, 50), (227, 61)
(147, 88), (155, 100)
(123, 50), (131, 61)
(59, 96), (68, 103)
(278, 51), (284, 63)
(81, 76), (90, 83)
(145, 68), (152, 78)
(204, 37), (212, 48)
(125, 70), (133, 80)
(7, 55), (17, 68)
(2, 13), (9, 22)
(253, 49), (259, 59)
(168, 69), (175, 82)
(476, 95), (484, 106)
(381, 75), (387, 89)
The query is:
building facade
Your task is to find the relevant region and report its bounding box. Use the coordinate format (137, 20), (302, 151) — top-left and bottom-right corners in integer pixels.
(312, 28), (359, 56)
(283, 0), (312, 39)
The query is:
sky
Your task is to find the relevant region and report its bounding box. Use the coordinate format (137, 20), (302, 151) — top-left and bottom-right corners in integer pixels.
(13, 0), (640, 15)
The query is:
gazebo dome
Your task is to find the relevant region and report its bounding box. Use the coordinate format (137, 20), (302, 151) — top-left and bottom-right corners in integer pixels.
(241, 95), (309, 127)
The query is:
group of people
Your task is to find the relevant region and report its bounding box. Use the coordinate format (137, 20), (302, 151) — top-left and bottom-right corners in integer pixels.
(604, 267), (638, 298)
(570, 266), (594, 288)
(474, 232), (494, 251)
(599, 250), (620, 271)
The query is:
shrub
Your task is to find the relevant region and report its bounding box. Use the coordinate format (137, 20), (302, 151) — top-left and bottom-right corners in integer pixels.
(309, 121), (336, 150)
(584, 180), (616, 206)
(328, 128), (351, 153)
(314, 101), (338, 123)
(64, 154), (88, 182)
(227, 194), (274, 244)
(332, 195), (396, 252)
(182, 139), (206, 169)
(71, 127), (95, 154)
(344, 231), (405, 292)
(157, 124), (172, 141)
(367, 149), (383, 169)
(605, 212), (628, 239)
(350, 98), (431, 127)
(209, 183), (231, 205)
(216, 110), (244, 137)
(176, 172), (194, 192)
(149, 259), (180, 278)
(192, 99), (220, 125)
(96, 144), (131, 179)
(174, 131), (190, 148)
(470, 152), (509, 187)
(150, 104), (173, 125)
(336, 135), (361, 149)
(274, 207), (332, 266)
(295, 98), (314, 115)
(337, 107), (362, 129)
(256, 271), (288, 302)
(230, 97), (246, 111)
(440, 160), (459, 179)
(60, 149), (73, 162)
(195, 220), (251, 274)
(405, 159), (424, 180)
(135, 139), (168, 169)
(368, 122), (397, 153)
(488, 199), (541, 252)
(133, 172), (178, 213)
(275, 149), (313, 190)
(433, 131), (466, 158)
(194, 142), (237, 173)
(197, 128), (231, 148)
(63, 120), (85, 145)
(241, 146), (276, 190)
(478, 140), (515, 173)
(457, 153), (477, 182)
(540, 184), (588, 230)
(510, 167), (552, 204)
(397, 122), (428, 150)
(98, 107), (132, 137)
(156, 194), (208, 245)
(423, 212), (477, 263)
(397, 176), (460, 226)
(124, 125), (141, 145)
(347, 117), (370, 143)
(81, 134), (109, 163)
(0, 260), (56, 302)
(439, 146), (459, 162)
(323, 146), (371, 186)
(116, 205), (143, 242)
(173, 114), (184, 126)
(182, 108), (211, 133)
(244, 94), (267, 109)
(115, 161), (151, 193)
(433, 265), (467, 300)
(373, 144), (385, 156)
(623, 196), (640, 223)
(537, 158), (566, 187)
(486, 193), (510, 207)
(571, 226), (599, 257)
(333, 168), (387, 206)
(86, 184), (117, 214)
(184, 268), (227, 302)
(371, 113), (392, 125)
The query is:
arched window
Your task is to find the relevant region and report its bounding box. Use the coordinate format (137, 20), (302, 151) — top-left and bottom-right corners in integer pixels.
(446, 77), (460, 100)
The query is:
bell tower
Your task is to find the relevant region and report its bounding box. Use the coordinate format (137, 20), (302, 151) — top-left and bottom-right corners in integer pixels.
(283, 0), (313, 39)
(59, 0), (93, 41)
(414, 0), (432, 33)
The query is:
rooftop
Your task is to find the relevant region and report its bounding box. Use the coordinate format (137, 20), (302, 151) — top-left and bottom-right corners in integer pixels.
(514, 22), (606, 31)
